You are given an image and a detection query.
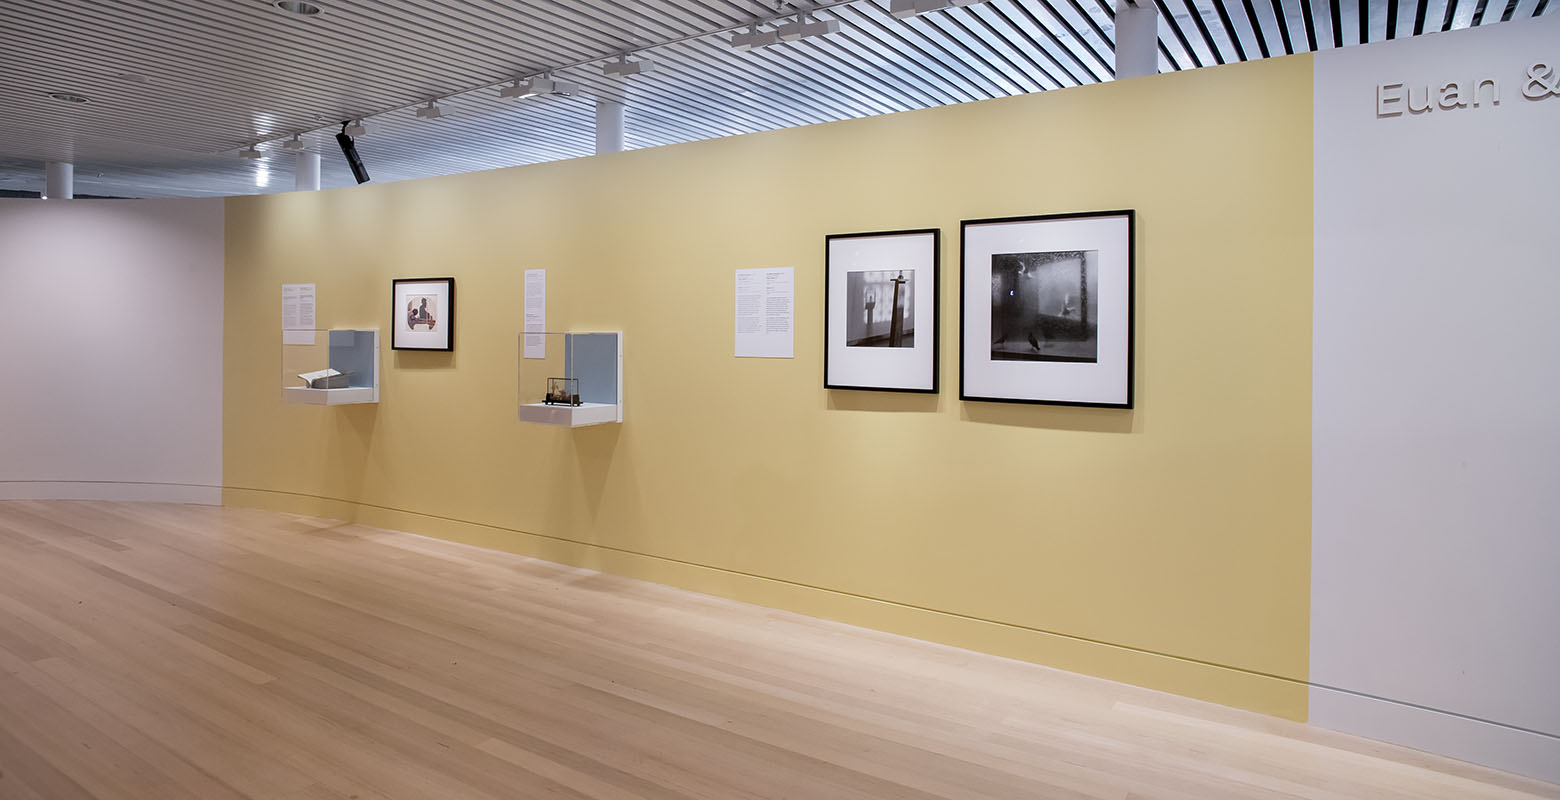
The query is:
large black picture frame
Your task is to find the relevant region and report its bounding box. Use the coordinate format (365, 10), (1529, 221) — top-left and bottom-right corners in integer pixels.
(391, 276), (456, 352)
(959, 210), (1134, 408)
(824, 228), (940, 393)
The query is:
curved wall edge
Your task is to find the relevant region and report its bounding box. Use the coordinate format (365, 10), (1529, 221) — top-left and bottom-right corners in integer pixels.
(0, 481), (221, 505)
(224, 486), (1310, 721)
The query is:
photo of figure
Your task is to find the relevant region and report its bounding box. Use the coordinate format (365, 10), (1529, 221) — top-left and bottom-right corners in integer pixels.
(405, 295), (438, 331)
(845, 268), (915, 348)
(989, 250), (1098, 363)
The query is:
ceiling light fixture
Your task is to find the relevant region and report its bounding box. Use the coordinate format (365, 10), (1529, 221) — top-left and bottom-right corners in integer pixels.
(239, 145), (264, 159)
(281, 135), (307, 152)
(498, 74), (580, 99)
(343, 119), (368, 137)
(415, 100), (444, 119)
(45, 92), (91, 104)
(603, 56), (655, 77)
(777, 11), (840, 41)
(889, 0), (982, 19)
(273, 1), (323, 15)
(730, 23), (780, 51)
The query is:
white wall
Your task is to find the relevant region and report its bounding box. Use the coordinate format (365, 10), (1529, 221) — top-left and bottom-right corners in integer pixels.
(0, 199), (224, 504)
(1312, 16), (1560, 782)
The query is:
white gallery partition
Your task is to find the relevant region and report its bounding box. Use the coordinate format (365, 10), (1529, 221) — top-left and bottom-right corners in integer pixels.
(0, 199), (224, 504)
(1312, 15), (1560, 782)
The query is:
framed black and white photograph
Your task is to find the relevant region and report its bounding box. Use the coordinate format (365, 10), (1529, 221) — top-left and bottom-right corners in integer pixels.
(825, 228), (939, 393)
(961, 211), (1133, 407)
(391, 277), (455, 351)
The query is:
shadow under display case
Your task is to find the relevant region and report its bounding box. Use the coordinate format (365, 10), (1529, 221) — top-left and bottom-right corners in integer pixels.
(518, 331), (622, 426)
(282, 329), (380, 405)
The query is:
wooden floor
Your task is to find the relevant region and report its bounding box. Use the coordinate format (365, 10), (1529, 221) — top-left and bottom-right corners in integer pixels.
(0, 501), (1554, 800)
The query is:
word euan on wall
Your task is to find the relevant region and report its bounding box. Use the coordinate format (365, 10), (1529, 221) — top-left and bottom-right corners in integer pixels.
(1377, 61), (1560, 117)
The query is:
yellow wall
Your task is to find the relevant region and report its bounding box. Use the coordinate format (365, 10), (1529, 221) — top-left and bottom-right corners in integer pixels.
(224, 56), (1314, 719)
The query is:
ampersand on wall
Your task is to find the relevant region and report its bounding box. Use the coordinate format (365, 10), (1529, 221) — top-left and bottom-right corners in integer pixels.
(1523, 62), (1560, 100)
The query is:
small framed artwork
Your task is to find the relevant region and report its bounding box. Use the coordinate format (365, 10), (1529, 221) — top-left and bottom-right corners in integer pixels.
(825, 228), (939, 393)
(961, 210), (1134, 407)
(391, 277), (455, 351)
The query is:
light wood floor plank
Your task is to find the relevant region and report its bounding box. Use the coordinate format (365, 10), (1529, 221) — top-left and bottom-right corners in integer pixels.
(0, 500), (1555, 800)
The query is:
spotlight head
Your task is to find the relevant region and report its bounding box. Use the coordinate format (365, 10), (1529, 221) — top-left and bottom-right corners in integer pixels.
(603, 57), (655, 77)
(890, 0), (981, 18)
(280, 135), (307, 152)
(343, 120), (367, 137)
(498, 80), (533, 99)
(335, 124), (370, 185)
(498, 75), (580, 99)
(415, 100), (443, 119)
(730, 26), (779, 51)
(239, 145), (263, 159)
(777, 15), (841, 41)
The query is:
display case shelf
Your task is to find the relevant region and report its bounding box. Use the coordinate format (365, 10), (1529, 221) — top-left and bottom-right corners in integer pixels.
(283, 386), (380, 405)
(282, 329), (380, 406)
(518, 331), (622, 427)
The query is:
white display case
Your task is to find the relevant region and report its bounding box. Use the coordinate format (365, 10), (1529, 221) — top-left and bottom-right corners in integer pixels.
(518, 331), (622, 426)
(282, 329), (380, 405)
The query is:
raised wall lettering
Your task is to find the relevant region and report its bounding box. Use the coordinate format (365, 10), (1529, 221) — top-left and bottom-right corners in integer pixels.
(1524, 63), (1559, 99)
(1438, 82), (1466, 109)
(1373, 63), (1549, 118)
(1474, 78), (1500, 106)
(1377, 83), (1405, 116)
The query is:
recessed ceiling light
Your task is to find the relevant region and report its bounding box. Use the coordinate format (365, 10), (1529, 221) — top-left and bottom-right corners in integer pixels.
(46, 92), (91, 104)
(273, 1), (322, 15)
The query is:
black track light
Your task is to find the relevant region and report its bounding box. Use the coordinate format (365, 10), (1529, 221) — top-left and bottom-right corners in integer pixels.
(335, 121), (370, 185)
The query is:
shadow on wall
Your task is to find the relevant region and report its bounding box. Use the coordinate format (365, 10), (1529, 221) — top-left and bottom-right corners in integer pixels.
(573, 422), (622, 523)
(827, 390), (942, 414)
(394, 350), (457, 370)
(960, 402), (1135, 433)
(327, 404), (380, 505)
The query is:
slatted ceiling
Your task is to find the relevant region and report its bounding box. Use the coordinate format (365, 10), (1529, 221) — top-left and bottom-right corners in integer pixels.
(980, 3), (1105, 84)
(972, 6), (1083, 88)
(0, 0), (1550, 199)
(1241, 0), (1271, 55)
(1513, 0), (1543, 19)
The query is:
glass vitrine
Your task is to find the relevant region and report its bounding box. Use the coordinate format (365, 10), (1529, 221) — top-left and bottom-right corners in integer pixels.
(282, 329), (380, 405)
(517, 331), (622, 426)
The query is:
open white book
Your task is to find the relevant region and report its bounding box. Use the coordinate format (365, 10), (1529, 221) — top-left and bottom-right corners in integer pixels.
(298, 368), (351, 389)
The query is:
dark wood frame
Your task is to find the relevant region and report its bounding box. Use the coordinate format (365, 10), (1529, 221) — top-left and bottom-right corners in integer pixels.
(391, 277), (456, 352)
(823, 228), (941, 394)
(958, 210), (1135, 408)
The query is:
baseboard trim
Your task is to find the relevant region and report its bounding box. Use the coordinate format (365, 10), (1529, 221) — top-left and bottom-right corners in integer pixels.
(223, 485), (1309, 721)
(1308, 685), (1560, 784)
(0, 480), (221, 505)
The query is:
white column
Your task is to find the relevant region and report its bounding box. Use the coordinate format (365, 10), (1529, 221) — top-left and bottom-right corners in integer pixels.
(44, 162), (74, 199)
(595, 99), (624, 155)
(1114, 0), (1159, 80)
(295, 151), (321, 191)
